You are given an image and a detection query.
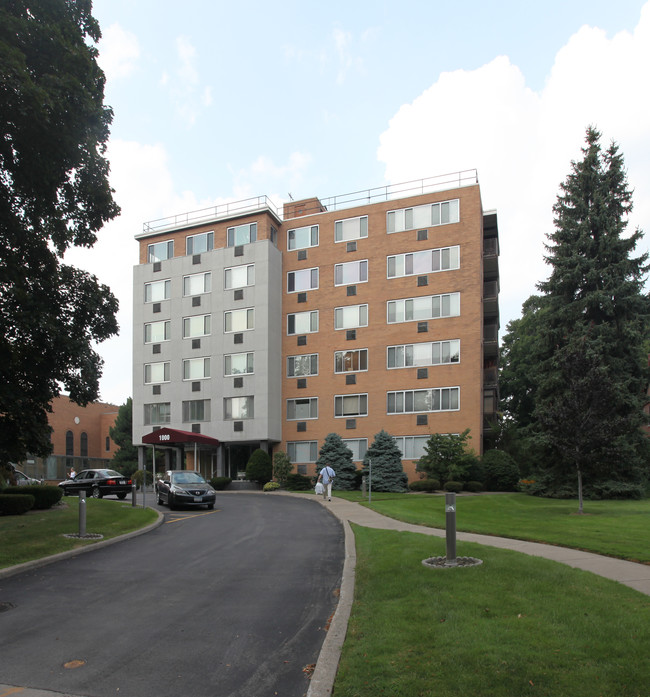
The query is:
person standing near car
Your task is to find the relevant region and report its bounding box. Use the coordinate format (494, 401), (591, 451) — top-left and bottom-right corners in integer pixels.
(69, 468), (76, 479)
(317, 464), (335, 501)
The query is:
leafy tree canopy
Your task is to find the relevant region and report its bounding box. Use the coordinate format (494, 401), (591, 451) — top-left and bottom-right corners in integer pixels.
(109, 398), (139, 477)
(416, 429), (474, 485)
(0, 1), (120, 466)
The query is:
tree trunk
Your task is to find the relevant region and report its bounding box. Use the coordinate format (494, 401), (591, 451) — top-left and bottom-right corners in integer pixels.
(577, 466), (584, 514)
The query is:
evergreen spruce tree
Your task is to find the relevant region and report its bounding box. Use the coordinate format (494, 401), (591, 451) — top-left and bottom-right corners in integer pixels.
(534, 127), (650, 508)
(316, 433), (357, 490)
(362, 430), (408, 492)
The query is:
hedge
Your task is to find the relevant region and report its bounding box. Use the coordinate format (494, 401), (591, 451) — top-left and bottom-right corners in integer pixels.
(0, 493), (35, 515)
(2, 485), (62, 509)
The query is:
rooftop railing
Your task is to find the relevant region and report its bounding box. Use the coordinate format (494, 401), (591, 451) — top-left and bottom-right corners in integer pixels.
(141, 170), (479, 234)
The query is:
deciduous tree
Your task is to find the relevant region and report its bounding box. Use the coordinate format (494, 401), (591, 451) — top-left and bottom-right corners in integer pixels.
(0, 1), (119, 467)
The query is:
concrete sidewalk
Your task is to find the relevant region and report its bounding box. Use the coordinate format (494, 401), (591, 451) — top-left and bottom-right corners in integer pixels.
(303, 492), (650, 697)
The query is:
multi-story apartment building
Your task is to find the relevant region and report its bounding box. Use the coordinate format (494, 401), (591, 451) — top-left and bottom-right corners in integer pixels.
(132, 173), (499, 482)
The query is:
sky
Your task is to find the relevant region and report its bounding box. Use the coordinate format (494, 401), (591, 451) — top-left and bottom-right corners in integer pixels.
(65, 0), (650, 406)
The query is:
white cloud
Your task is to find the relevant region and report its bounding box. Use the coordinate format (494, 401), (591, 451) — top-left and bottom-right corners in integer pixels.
(378, 3), (650, 332)
(96, 23), (140, 80)
(161, 35), (212, 126)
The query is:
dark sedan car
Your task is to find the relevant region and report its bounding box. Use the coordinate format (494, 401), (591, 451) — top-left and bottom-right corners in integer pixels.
(156, 470), (216, 510)
(58, 469), (132, 499)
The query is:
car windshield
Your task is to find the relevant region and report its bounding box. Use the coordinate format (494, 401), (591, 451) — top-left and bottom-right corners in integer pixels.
(170, 472), (206, 484)
(101, 470), (123, 478)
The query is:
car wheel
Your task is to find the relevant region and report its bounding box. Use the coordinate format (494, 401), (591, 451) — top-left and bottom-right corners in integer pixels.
(168, 493), (176, 510)
(117, 493), (127, 500)
(92, 486), (102, 499)
(207, 503), (214, 510)
(157, 493), (163, 505)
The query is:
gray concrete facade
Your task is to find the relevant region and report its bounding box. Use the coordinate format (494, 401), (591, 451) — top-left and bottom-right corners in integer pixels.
(133, 215), (283, 477)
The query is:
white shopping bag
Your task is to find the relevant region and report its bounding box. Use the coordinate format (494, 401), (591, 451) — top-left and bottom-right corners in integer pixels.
(315, 482), (324, 495)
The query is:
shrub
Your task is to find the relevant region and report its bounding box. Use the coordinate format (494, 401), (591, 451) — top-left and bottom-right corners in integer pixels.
(129, 470), (150, 489)
(210, 477), (232, 491)
(263, 481), (281, 492)
(2, 484), (62, 509)
(408, 479), (440, 492)
(444, 481), (464, 493)
(0, 493), (35, 515)
(272, 451), (292, 487)
(482, 450), (521, 491)
(286, 473), (313, 491)
(246, 449), (272, 485)
(464, 480), (483, 493)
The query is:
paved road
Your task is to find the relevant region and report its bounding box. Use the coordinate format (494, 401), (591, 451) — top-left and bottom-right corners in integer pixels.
(0, 493), (344, 697)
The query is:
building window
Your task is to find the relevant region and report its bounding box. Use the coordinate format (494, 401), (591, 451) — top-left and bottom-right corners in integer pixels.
(334, 259), (368, 286)
(224, 308), (254, 333)
(66, 430), (74, 457)
(334, 304), (368, 330)
(144, 279), (171, 303)
(144, 361), (171, 384)
(287, 397), (318, 420)
(224, 352), (254, 376)
(224, 396), (254, 419)
(335, 215), (368, 243)
(387, 293), (460, 323)
(334, 349), (368, 373)
(287, 310), (318, 335)
(287, 224), (319, 251)
(387, 246), (460, 278)
(186, 231), (213, 255)
(182, 399), (210, 422)
(387, 199), (460, 233)
(227, 222), (257, 247)
(224, 264), (255, 290)
(144, 403), (171, 425)
(182, 314), (211, 339)
(387, 340), (460, 368)
(342, 438), (368, 461)
(287, 353), (318, 377)
(287, 267), (319, 293)
(183, 272), (211, 297)
(287, 440), (318, 463)
(80, 432), (88, 459)
(387, 388), (460, 414)
(183, 357), (210, 381)
(105, 436), (110, 452)
(393, 435), (430, 460)
(147, 240), (173, 263)
(335, 393), (368, 418)
(144, 320), (171, 344)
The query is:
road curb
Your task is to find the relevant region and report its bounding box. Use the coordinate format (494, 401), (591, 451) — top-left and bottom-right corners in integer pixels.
(0, 508), (165, 581)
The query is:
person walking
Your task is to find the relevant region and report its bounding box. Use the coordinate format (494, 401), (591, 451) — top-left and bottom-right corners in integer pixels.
(317, 464), (335, 501)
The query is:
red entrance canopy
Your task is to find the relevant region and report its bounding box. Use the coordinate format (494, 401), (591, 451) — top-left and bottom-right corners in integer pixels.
(141, 427), (220, 447)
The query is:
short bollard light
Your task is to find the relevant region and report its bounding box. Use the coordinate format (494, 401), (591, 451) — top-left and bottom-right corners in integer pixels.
(78, 489), (87, 537)
(131, 480), (137, 507)
(445, 492), (457, 566)
(422, 491), (483, 569)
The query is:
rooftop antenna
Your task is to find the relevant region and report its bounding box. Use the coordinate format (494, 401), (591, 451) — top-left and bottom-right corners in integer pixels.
(288, 193), (294, 201)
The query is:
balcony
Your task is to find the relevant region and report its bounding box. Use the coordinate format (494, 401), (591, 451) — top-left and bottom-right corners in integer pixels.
(483, 280), (499, 319)
(483, 236), (499, 277)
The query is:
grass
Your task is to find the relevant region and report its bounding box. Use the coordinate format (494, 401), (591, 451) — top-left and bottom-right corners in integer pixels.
(0, 496), (158, 569)
(334, 525), (650, 697)
(332, 491), (650, 563)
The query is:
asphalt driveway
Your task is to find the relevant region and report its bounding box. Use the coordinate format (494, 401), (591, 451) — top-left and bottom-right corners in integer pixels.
(0, 493), (344, 697)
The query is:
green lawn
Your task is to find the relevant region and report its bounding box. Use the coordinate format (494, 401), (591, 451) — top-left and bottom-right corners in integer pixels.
(0, 497), (158, 568)
(333, 491), (650, 563)
(334, 525), (650, 697)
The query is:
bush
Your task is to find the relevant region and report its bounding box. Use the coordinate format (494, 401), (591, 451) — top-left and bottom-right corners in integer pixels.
(408, 479), (440, 492)
(482, 450), (521, 491)
(444, 481), (464, 493)
(286, 473), (313, 491)
(2, 484), (62, 509)
(263, 481), (281, 492)
(272, 451), (292, 487)
(209, 477), (232, 491)
(464, 480), (483, 493)
(130, 470), (151, 489)
(246, 449), (272, 485)
(0, 493), (35, 515)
